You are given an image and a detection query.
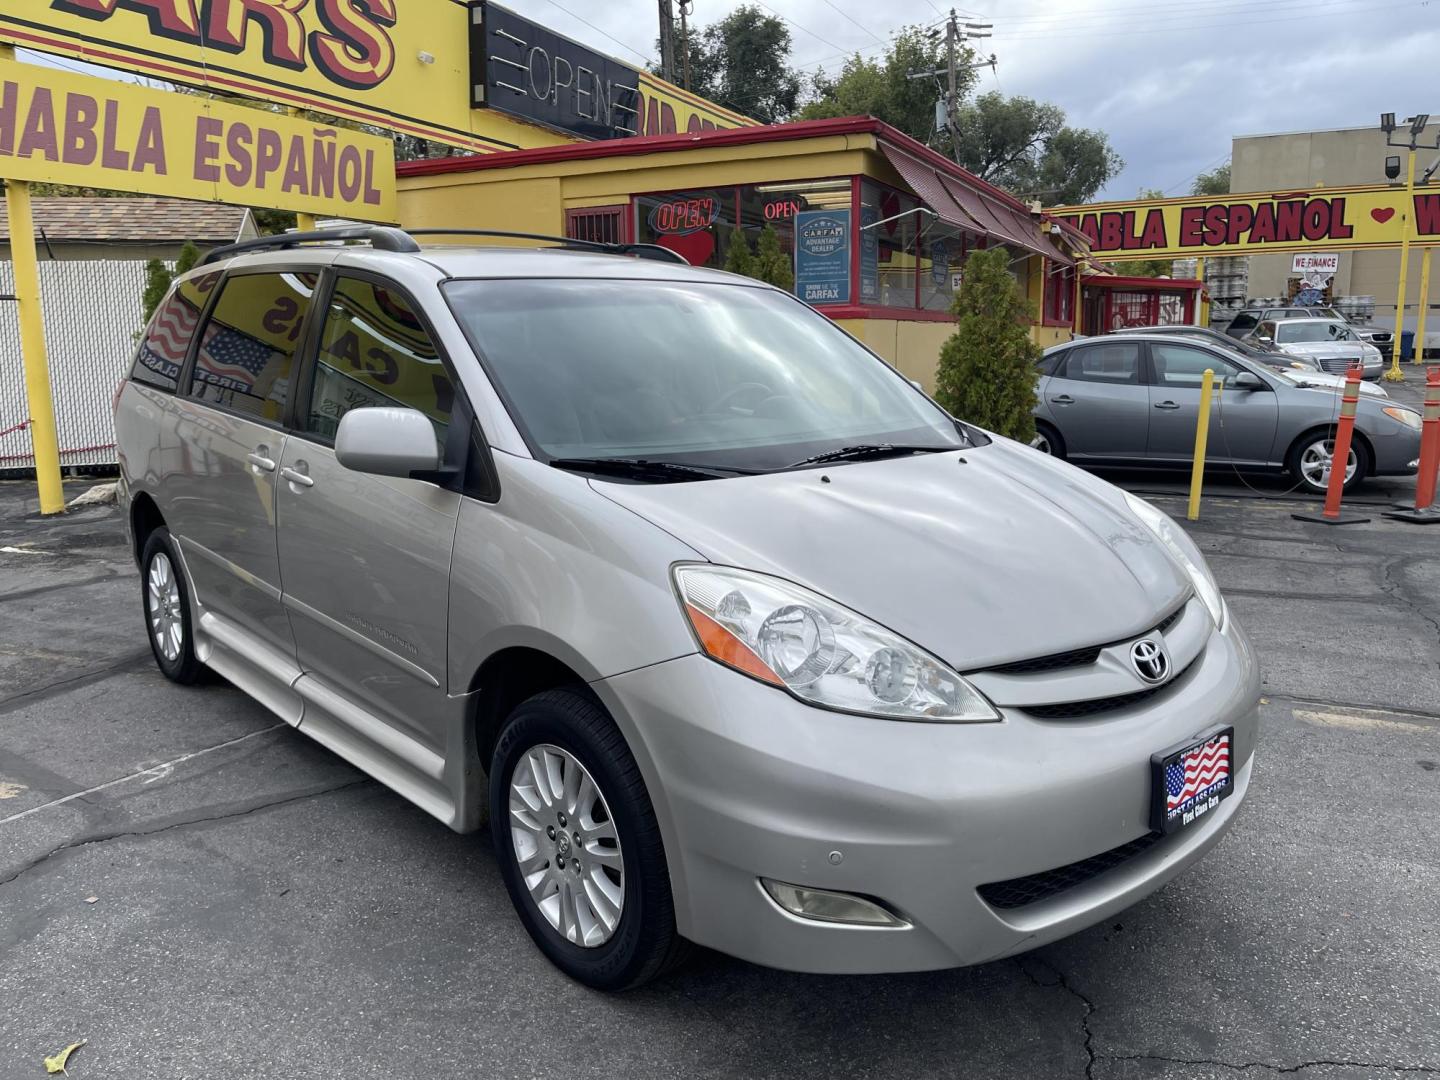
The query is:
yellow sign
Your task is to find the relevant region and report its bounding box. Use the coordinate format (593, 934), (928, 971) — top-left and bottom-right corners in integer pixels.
(635, 73), (750, 137)
(1052, 185), (1440, 260)
(0, 0), (751, 155)
(0, 59), (397, 221)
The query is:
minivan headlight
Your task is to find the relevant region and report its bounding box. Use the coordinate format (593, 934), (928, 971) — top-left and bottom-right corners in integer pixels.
(673, 565), (999, 722)
(1124, 493), (1226, 630)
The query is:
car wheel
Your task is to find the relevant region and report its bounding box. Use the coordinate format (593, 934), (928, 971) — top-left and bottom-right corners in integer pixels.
(1031, 423), (1066, 459)
(1288, 430), (1370, 495)
(141, 527), (205, 684)
(490, 689), (689, 990)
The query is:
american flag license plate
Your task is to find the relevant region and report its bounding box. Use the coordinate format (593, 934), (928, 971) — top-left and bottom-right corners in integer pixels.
(1149, 727), (1235, 835)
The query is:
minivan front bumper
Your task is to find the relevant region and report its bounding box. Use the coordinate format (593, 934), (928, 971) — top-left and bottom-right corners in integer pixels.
(594, 617), (1260, 974)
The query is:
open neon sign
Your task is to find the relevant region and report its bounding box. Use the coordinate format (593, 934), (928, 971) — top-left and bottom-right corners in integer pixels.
(648, 196), (719, 235)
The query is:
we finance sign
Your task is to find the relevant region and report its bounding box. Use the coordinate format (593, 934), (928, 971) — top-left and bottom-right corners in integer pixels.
(1052, 186), (1440, 259)
(0, 59), (396, 220)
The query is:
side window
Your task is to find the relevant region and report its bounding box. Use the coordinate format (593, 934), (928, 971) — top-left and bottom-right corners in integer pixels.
(131, 272), (221, 392)
(1060, 342), (1142, 384)
(1257, 321), (1278, 341)
(304, 276), (454, 442)
(189, 272), (314, 423)
(1152, 344), (1238, 388)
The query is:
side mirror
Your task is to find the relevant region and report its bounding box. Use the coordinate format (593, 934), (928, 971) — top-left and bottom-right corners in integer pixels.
(1256, 335), (1273, 344)
(1232, 371), (1265, 391)
(335, 407), (441, 479)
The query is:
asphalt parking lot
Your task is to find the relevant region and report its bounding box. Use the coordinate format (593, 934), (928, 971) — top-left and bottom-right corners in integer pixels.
(2, 423), (1438, 1078)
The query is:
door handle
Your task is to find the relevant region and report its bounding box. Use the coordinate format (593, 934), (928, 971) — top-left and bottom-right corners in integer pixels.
(280, 465), (314, 488)
(246, 448), (276, 472)
(1154, 401), (1181, 410)
(1050, 394), (1075, 405)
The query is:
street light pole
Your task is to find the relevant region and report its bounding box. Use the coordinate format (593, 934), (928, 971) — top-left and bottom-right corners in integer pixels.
(1386, 147), (1416, 383)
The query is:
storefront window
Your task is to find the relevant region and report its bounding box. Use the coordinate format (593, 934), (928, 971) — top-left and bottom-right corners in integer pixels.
(860, 180), (919, 309)
(918, 224), (970, 312)
(634, 189), (736, 269)
(1044, 262), (1076, 325)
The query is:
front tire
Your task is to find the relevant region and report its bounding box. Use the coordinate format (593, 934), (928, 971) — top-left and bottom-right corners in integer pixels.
(1287, 430), (1370, 495)
(141, 527), (204, 684)
(1031, 422), (1066, 459)
(489, 689), (688, 990)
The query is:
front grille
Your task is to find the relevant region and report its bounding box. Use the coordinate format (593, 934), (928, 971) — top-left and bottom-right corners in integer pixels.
(983, 602), (1185, 679)
(1022, 683), (1168, 718)
(1369, 332), (1393, 344)
(977, 831), (1166, 909)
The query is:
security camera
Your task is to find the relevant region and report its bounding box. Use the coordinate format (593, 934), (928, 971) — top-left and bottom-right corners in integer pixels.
(1385, 155), (1402, 181)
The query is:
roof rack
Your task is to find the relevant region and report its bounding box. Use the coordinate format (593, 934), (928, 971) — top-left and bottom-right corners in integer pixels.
(405, 229), (688, 264)
(200, 225), (689, 267)
(199, 225), (419, 266)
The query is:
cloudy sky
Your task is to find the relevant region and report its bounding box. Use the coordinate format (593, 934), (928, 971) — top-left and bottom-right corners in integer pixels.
(16, 0), (1437, 202)
(511, 0), (1439, 200)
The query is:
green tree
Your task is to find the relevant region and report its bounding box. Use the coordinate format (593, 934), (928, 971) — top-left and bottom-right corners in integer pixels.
(660, 5), (801, 121)
(753, 224), (794, 291)
(174, 239), (202, 276)
(802, 27), (961, 144)
(723, 226), (755, 277)
(934, 246), (1040, 441)
(141, 258), (172, 324)
(951, 92), (1122, 204)
(1192, 162), (1231, 196)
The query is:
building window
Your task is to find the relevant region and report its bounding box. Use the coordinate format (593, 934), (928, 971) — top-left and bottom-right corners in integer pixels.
(1044, 261), (1075, 325)
(566, 205), (629, 245)
(861, 180), (919, 309)
(634, 188), (736, 268)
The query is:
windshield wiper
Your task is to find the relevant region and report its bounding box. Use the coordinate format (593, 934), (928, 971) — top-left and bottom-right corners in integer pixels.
(548, 457), (754, 482)
(785, 443), (952, 469)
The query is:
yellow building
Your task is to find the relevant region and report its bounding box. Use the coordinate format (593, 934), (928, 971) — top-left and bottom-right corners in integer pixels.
(396, 117), (1091, 391)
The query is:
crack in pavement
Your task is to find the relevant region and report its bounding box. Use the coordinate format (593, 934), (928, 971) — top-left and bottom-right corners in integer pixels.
(1104, 1052), (1440, 1074)
(1380, 555), (1440, 676)
(0, 778), (370, 889)
(0, 650), (154, 716)
(1017, 957), (1439, 1078)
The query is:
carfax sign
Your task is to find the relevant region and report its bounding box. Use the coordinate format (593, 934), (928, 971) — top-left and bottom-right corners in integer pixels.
(0, 59), (397, 221)
(795, 210), (851, 306)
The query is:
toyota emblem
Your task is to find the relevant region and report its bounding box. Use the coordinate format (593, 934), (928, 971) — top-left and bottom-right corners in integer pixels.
(1130, 638), (1171, 684)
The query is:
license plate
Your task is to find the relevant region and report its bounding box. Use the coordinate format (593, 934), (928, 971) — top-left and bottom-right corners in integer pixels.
(1150, 726), (1235, 835)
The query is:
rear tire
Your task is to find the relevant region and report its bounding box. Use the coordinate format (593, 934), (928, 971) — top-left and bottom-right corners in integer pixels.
(489, 689), (689, 990)
(1031, 422), (1066, 460)
(1287, 429), (1370, 495)
(141, 527), (205, 685)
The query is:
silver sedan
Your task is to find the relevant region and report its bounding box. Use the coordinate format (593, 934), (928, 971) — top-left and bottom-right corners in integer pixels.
(1032, 334), (1421, 494)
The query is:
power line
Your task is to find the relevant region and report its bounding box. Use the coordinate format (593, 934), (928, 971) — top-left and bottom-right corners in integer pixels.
(989, 0), (1417, 37)
(814, 0), (887, 46)
(536, 0), (657, 64)
(753, 0), (853, 54)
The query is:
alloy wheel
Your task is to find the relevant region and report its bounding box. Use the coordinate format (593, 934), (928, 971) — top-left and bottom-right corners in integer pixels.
(1030, 431), (1053, 455)
(1299, 438), (1357, 490)
(508, 743), (625, 948)
(147, 552), (184, 662)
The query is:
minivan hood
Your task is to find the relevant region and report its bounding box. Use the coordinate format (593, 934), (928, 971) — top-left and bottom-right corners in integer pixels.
(593, 440), (1190, 670)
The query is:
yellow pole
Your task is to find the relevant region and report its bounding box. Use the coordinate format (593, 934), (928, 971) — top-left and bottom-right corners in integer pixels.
(1, 48), (65, 514)
(1195, 256), (1209, 327)
(1414, 246), (1432, 365)
(1385, 149), (1417, 383)
(1187, 368), (1216, 521)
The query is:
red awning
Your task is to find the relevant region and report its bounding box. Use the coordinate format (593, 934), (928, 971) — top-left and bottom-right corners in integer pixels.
(879, 142), (1052, 258)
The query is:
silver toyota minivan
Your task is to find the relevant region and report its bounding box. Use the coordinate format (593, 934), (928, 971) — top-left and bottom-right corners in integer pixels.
(115, 227), (1259, 990)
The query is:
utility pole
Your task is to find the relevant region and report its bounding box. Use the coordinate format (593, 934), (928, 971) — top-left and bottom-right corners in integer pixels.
(679, 1), (692, 91)
(909, 12), (991, 160)
(945, 11), (958, 151)
(658, 0), (677, 84)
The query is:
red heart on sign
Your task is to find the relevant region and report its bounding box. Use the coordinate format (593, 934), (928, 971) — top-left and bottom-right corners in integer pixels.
(1371, 207), (1396, 223)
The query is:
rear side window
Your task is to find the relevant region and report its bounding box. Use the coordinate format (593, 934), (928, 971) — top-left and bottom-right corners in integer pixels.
(303, 276), (453, 441)
(131, 272), (220, 393)
(1228, 312), (1258, 333)
(189, 272), (315, 424)
(1060, 342), (1142, 384)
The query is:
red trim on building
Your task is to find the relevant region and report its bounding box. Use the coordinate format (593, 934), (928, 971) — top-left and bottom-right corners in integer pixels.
(817, 305), (958, 323)
(1083, 275), (1205, 291)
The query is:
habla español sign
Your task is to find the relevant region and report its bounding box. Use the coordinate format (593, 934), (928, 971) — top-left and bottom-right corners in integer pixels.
(0, 59), (396, 221)
(1052, 186), (1440, 259)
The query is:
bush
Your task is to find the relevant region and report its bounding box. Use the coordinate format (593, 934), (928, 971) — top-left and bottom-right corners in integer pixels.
(934, 246), (1041, 442)
(753, 223), (794, 292)
(723, 226), (755, 278)
(141, 258), (171, 324)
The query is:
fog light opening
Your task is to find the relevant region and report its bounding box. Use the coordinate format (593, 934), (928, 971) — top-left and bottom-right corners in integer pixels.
(760, 879), (909, 928)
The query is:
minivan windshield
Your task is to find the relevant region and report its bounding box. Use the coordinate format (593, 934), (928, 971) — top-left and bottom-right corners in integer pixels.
(444, 279), (968, 471)
(1276, 321), (1355, 344)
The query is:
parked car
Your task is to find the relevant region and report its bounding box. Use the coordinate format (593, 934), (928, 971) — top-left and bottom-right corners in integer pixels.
(1225, 304), (1394, 352)
(1110, 325), (1388, 397)
(116, 227), (1260, 990)
(1033, 334), (1420, 493)
(1255, 318), (1384, 379)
